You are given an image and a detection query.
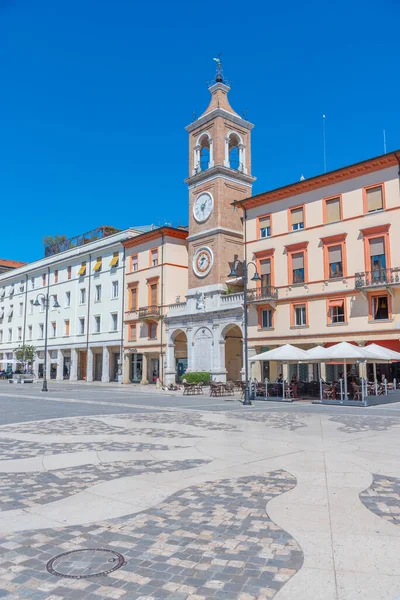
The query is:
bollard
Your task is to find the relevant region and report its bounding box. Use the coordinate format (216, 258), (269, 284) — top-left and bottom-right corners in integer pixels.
(319, 378), (323, 401)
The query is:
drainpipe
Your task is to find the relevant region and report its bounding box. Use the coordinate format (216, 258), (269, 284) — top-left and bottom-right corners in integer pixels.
(85, 254), (92, 377)
(120, 246), (126, 383)
(22, 274), (28, 349)
(160, 232), (165, 384)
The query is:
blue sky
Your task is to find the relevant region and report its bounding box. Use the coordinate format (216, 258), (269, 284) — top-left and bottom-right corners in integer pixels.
(1, 0), (399, 262)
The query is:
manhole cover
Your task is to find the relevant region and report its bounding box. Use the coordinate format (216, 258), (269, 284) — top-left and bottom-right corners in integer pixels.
(46, 548), (125, 579)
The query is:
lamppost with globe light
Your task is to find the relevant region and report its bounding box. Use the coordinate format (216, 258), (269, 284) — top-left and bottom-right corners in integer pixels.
(227, 259), (261, 406)
(33, 293), (60, 392)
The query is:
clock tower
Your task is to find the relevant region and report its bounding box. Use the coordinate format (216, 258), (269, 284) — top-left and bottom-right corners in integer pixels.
(164, 62), (255, 384)
(185, 61), (255, 292)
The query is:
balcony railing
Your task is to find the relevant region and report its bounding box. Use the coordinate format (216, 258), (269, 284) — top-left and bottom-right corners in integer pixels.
(138, 305), (161, 320)
(355, 267), (400, 289)
(246, 286), (279, 302)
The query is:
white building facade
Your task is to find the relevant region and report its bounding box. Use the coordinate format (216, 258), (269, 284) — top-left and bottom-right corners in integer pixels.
(0, 227), (146, 382)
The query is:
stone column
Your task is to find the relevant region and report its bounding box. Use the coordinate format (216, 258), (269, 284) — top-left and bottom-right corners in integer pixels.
(56, 350), (64, 381)
(141, 353), (149, 384)
(70, 348), (78, 381)
(210, 325), (226, 382)
(101, 347), (110, 383)
(123, 353), (130, 384)
(86, 348), (94, 383)
(164, 339), (176, 385)
(186, 327), (194, 372)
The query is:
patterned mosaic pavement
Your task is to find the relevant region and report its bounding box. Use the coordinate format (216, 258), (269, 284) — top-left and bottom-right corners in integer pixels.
(0, 472), (302, 600)
(0, 439), (172, 461)
(0, 388), (400, 599)
(360, 473), (400, 527)
(0, 459), (209, 511)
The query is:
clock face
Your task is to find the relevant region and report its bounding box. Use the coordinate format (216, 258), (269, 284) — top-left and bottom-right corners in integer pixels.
(193, 192), (213, 223)
(193, 247), (213, 278)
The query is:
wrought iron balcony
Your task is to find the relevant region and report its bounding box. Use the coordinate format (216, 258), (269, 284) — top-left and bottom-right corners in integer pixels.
(138, 305), (161, 321)
(355, 267), (400, 289)
(246, 286), (279, 303)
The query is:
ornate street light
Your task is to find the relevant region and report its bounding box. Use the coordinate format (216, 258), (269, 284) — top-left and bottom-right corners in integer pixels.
(33, 294), (60, 392)
(228, 259), (261, 405)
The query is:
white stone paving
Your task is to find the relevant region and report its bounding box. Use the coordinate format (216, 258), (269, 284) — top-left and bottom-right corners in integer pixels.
(0, 399), (399, 598)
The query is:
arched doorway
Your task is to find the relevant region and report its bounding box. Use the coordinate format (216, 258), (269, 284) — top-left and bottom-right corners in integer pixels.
(172, 330), (188, 382)
(223, 325), (243, 382)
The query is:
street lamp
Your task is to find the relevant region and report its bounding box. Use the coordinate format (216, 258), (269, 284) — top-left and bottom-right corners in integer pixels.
(228, 259), (261, 405)
(33, 293), (60, 392)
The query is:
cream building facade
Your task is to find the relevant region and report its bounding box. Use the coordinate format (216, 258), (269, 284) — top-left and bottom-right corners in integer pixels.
(122, 226), (188, 384)
(235, 151), (400, 382)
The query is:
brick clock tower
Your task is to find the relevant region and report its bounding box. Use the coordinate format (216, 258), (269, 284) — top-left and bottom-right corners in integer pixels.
(164, 61), (255, 384)
(185, 62), (255, 293)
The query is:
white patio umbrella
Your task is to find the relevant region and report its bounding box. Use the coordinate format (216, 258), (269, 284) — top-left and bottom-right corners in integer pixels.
(307, 341), (386, 400)
(365, 343), (400, 361)
(362, 343), (400, 387)
(252, 344), (310, 400)
(253, 344), (310, 362)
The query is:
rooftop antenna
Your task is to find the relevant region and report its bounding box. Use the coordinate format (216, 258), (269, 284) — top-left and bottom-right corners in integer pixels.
(322, 114), (327, 173)
(383, 129), (387, 154)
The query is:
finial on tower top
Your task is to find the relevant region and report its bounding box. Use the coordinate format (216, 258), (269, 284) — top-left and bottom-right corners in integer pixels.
(212, 55), (223, 83)
(208, 55), (231, 88)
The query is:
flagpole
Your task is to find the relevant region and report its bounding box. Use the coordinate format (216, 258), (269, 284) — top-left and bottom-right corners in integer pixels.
(322, 115), (327, 173)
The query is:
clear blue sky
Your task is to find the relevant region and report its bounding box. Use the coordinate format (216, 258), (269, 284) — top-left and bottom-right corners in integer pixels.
(1, 0), (399, 262)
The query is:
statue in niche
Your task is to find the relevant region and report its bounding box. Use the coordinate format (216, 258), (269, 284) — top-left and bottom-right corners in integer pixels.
(196, 292), (206, 312)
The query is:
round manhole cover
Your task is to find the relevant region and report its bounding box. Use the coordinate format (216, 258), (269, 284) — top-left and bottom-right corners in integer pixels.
(46, 548), (125, 579)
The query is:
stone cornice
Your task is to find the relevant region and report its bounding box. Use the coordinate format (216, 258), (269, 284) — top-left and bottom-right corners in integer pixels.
(187, 227), (243, 242)
(186, 108), (254, 133)
(185, 164), (256, 187)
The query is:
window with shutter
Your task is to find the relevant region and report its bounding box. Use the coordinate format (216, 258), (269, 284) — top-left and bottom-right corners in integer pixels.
(291, 207), (304, 230)
(325, 197), (341, 223)
(328, 245), (343, 278)
(292, 252), (304, 283)
(366, 185), (383, 212)
(260, 259), (271, 288)
(259, 215), (271, 238)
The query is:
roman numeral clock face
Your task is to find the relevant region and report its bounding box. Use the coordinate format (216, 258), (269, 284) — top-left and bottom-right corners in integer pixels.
(193, 247), (213, 278)
(193, 192), (213, 223)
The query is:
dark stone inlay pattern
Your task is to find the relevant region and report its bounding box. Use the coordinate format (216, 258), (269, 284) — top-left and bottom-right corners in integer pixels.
(360, 473), (400, 527)
(47, 548), (125, 579)
(227, 411), (310, 431)
(0, 459), (209, 511)
(0, 471), (303, 599)
(116, 412), (241, 431)
(0, 417), (132, 436)
(329, 415), (400, 433)
(0, 438), (172, 461)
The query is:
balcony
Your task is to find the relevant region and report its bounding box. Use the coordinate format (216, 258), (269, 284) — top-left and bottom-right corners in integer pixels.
(355, 268), (400, 293)
(246, 286), (279, 303)
(138, 305), (161, 321)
